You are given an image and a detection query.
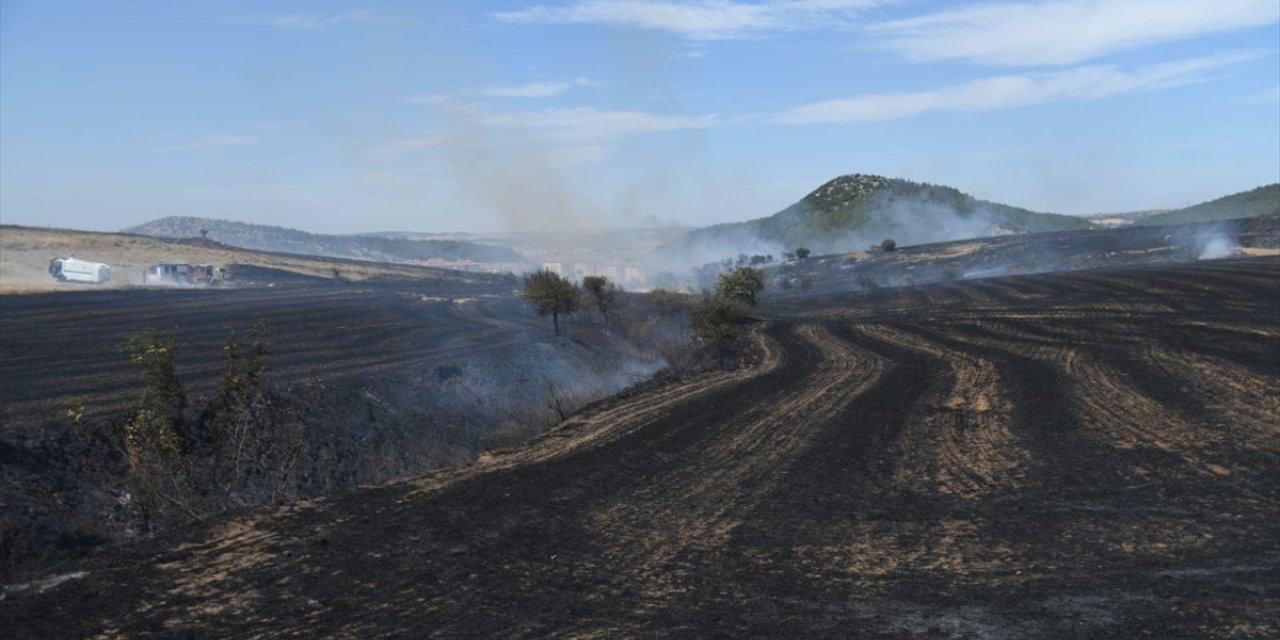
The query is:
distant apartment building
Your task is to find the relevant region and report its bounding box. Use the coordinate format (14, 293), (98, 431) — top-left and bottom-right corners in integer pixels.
(623, 266), (646, 286)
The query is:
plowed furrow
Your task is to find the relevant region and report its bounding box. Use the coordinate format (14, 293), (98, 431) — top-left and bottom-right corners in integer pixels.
(1061, 350), (1270, 487)
(853, 324), (1032, 499)
(1143, 345), (1280, 454)
(583, 324), (884, 608)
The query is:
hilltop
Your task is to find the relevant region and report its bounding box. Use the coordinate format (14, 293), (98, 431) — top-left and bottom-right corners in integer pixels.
(678, 174), (1092, 256)
(124, 216), (527, 265)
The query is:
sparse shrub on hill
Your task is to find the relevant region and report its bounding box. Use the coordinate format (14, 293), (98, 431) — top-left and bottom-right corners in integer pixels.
(715, 267), (767, 306)
(522, 269), (582, 336)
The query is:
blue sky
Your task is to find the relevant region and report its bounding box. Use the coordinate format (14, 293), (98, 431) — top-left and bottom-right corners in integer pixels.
(1, 1), (1277, 234)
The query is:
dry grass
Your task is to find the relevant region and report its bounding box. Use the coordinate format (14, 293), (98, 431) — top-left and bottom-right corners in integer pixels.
(0, 226), (471, 293)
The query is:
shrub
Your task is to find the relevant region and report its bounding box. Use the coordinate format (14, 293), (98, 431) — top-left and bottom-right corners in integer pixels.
(714, 267), (766, 306)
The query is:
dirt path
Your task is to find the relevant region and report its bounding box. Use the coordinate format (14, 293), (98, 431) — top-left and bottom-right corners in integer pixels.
(4, 258), (1279, 639)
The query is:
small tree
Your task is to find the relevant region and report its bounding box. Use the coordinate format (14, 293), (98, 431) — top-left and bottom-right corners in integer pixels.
(648, 288), (690, 315)
(581, 275), (621, 330)
(715, 267), (766, 307)
(880, 238), (897, 252)
(522, 269), (582, 336)
(209, 321), (294, 504)
(122, 328), (197, 522)
(199, 228), (209, 239)
(690, 294), (749, 368)
(795, 247), (811, 260)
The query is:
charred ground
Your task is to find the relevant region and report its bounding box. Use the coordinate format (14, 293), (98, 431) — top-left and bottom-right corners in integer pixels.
(3, 256), (1277, 638)
(0, 275), (677, 580)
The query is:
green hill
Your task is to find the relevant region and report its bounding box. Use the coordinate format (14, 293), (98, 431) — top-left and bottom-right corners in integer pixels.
(681, 174), (1091, 256)
(1140, 184), (1280, 226)
(124, 216), (526, 265)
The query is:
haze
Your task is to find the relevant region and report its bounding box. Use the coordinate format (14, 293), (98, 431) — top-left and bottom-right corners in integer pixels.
(1, 0), (1278, 234)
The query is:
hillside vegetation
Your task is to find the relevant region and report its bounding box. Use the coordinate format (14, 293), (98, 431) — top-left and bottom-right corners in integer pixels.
(1141, 183), (1280, 226)
(125, 216), (526, 264)
(681, 174), (1092, 255)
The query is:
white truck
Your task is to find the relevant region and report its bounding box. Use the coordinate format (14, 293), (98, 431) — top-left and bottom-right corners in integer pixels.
(49, 256), (111, 284)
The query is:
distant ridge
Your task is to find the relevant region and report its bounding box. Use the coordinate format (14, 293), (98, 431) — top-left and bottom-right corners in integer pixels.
(1140, 183), (1280, 226)
(676, 174), (1091, 255)
(124, 216), (527, 265)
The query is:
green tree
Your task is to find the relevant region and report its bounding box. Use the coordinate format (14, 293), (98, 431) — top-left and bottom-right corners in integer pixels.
(690, 294), (749, 368)
(122, 328), (197, 521)
(795, 247), (811, 260)
(880, 238), (897, 252)
(211, 321), (288, 503)
(581, 275), (621, 329)
(714, 267), (767, 306)
(647, 288), (690, 315)
(522, 269), (582, 336)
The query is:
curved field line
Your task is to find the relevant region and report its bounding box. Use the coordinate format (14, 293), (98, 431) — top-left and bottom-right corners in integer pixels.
(1141, 345), (1280, 454)
(401, 322), (785, 496)
(854, 324), (1032, 500)
(1061, 350), (1270, 485)
(581, 323), (885, 606)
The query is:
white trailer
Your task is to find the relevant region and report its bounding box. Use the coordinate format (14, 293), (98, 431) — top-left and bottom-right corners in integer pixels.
(49, 257), (111, 284)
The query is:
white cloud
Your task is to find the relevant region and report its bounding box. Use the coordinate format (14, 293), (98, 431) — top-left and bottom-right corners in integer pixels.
(495, 0), (881, 40)
(774, 52), (1264, 123)
(235, 11), (374, 32)
(480, 77), (596, 98)
(482, 107), (715, 143)
(152, 133), (258, 153)
(870, 0), (1280, 66)
(1239, 85), (1280, 103)
(409, 94), (451, 105)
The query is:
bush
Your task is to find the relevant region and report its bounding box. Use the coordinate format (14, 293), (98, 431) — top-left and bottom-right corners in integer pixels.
(121, 329), (197, 523)
(714, 267), (766, 306)
(690, 294), (750, 368)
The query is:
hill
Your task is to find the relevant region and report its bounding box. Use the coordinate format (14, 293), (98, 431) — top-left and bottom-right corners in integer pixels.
(124, 216), (527, 265)
(675, 174), (1092, 258)
(1140, 183), (1280, 226)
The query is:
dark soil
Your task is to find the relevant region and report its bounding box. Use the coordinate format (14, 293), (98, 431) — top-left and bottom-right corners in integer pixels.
(3, 257), (1276, 638)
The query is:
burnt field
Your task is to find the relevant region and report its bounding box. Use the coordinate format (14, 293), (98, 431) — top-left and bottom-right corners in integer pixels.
(0, 276), (669, 578)
(4, 257), (1278, 638)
